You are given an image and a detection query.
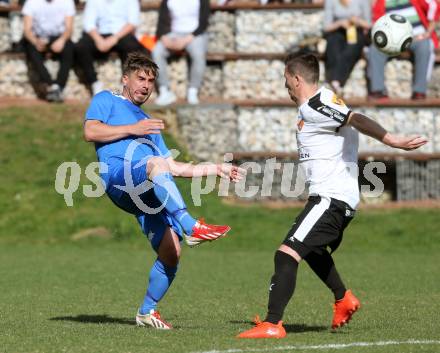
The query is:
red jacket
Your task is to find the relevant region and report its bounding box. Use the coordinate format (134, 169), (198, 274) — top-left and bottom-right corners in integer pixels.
(372, 0), (440, 47)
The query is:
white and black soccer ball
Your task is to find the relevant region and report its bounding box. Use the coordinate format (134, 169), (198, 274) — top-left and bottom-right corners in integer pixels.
(371, 14), (413, 56)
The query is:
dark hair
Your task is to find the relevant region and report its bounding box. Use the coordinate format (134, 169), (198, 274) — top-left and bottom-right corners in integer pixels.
(284, 52), (319, 84)
(122, 52), (159, 78)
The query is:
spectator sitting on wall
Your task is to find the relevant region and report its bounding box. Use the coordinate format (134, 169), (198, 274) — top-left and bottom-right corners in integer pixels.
(367, 0), (440, 100)
(74, 0), (148, 96)
(323, 0), (371, 97)
(22, 0), (75, 102)
(153, 0), (210, 105)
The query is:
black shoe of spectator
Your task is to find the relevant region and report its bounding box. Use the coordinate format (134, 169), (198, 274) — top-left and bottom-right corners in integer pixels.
(411, 92), (426, 100)
(46, 84), (64, 103)
(11, 41), (25, 53)
(367, 91), (389, 101)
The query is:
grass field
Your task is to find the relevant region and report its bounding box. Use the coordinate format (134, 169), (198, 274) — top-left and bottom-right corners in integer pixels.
(1, 105), (440, 353)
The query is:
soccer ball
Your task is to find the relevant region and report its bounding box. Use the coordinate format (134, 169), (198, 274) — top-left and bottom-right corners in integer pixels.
(371, 13), (413, 56)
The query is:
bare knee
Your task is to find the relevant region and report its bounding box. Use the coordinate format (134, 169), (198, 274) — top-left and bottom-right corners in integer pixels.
(147, 156), (170, 178)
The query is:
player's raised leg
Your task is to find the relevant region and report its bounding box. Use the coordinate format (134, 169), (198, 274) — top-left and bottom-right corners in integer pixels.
(147, 156), (231, 246)
(136, 226), (180, 329)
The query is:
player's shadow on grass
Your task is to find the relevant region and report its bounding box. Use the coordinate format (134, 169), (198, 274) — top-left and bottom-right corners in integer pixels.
(230, 320), (327, 333)
(283, 323), (328, 333)
(50, 314), (133, 325)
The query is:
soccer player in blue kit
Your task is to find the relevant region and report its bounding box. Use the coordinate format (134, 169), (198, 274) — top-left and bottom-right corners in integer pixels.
(84, 52), (244, 329)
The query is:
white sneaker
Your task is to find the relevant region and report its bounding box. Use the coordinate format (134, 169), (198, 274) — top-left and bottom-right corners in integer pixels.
(136, 309), (172, 329)
(91, 81), (104, 96)
(155, 87), (176, 106)
(187, 87), (199, 105)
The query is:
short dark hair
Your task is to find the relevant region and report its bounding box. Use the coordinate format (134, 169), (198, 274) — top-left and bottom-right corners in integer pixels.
(284, 52), (319, 84)
(122, 52), (159, 78)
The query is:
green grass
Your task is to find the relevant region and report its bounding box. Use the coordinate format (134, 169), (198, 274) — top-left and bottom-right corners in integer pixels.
(1, 105), (440, 353)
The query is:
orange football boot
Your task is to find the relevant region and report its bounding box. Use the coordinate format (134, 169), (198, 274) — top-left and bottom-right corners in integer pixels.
(332, 290), (361, 329)
(237, 316), (286, 339)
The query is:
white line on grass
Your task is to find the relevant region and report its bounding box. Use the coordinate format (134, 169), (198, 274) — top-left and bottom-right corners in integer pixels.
(191, 339), (440, 353)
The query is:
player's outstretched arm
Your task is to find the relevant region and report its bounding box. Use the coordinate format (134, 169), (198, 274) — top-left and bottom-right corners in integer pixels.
(166, 158), (246, 182)
(348, 112), (428, 151)
(84, 119), (164, 143)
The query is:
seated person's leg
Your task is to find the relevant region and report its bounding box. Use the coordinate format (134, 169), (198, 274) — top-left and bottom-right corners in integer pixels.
(23, 38), (54, 100)
(152, 40), (175, 105)
(44, 38), (75, 102)
(324, 30), (346, 91)
(75, 33), (101, 94)
(337, 30), (366, 88)
(185, 33), (208, 104)
(367, 44), (389, 97)
(411, 38), (434, 99)
(114, 34), (148, 65)
(55, 39), (75, 94)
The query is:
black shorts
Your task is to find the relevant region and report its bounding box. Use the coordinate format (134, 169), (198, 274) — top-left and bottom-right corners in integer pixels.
(282, 195), (355, 258)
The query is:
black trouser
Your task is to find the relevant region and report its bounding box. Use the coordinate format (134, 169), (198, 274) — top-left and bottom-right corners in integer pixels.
(23, 36), (74, 89)
(325, 28), (366, 86)
(74, 32), (148, 84)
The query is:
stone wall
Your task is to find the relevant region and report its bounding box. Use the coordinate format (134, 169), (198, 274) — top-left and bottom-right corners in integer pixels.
(228, 156), (308, 202)
(176, 105), (238, 161)
(223, 59), (440, 100)
(0, 17), (10, 53)
(225, 156), (440, 202)
(166, 105), (440, 202)
(235, 10), (323, 52)
(1, 8), (440, 99)
(3, 55), (440, 100)
(170, 105), (439, 162)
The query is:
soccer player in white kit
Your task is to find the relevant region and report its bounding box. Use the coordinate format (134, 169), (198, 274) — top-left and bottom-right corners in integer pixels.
(238, 53), (427, 339)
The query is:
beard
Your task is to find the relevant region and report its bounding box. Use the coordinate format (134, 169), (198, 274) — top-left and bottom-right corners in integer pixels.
(124, 86), (150, 106)
(133, 92), (150, 105)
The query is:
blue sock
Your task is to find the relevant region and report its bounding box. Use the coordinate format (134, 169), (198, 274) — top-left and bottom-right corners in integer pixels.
(139, 258), (178, 315)
(152, 173), (197, 235)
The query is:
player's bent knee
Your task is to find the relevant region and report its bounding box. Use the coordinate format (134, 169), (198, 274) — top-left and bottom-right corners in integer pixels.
(147, 156), (170, 176)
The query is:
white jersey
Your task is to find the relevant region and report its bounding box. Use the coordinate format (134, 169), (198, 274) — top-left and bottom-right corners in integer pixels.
(296, 86), (360, 209)
(22, 0), (76, 38)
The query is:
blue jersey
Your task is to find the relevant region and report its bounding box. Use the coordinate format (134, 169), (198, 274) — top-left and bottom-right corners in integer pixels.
(85, 91), (171, 184)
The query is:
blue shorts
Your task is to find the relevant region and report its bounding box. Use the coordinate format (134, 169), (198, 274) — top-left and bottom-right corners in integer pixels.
(105, 158), (183, 252)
